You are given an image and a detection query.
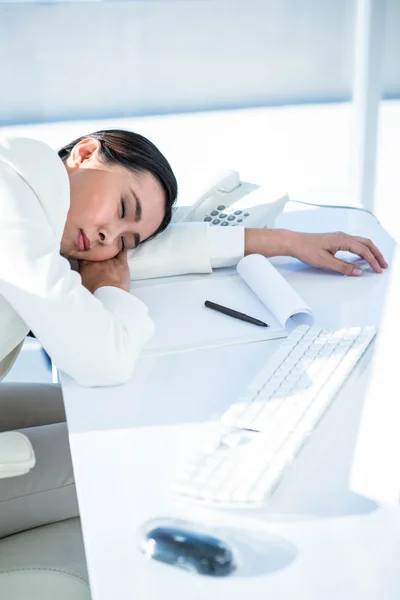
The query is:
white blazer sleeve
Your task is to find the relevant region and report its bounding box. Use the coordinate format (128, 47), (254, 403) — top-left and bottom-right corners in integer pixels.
(127, 222), (212, 280)
(0, 161), (154, 387)
(127, 222), (245, 280)
(207, 226), (245, 268)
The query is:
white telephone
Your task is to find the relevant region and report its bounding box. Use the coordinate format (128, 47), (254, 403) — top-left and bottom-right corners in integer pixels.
(172, 169), (289, 228)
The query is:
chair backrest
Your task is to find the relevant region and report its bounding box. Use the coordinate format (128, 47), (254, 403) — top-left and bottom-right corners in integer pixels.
(0, 436), (90, 599)
(0, 518), (91, 599)
(0, 570), (90, 600)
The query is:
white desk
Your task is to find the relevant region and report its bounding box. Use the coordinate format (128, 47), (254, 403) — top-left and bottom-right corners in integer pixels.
(61, 202), (399, 600)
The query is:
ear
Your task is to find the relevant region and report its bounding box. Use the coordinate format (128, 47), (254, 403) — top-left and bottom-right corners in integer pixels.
(66, 138), (101, 169)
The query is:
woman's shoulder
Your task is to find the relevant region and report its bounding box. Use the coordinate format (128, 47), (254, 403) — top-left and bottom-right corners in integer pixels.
(0, 136), (67, 185)
(0, 136), (70, 237)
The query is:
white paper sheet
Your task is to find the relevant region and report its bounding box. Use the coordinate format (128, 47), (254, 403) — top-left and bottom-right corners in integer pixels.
(133, 255), (313, 354)
(237, 254), (313, 329)
(133, 279), (284, 355)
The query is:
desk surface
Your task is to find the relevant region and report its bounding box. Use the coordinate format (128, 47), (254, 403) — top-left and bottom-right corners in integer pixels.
(61, 203), (399, 600)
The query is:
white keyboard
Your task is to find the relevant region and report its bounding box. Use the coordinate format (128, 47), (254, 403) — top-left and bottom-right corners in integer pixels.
(170, 325), (377, 507)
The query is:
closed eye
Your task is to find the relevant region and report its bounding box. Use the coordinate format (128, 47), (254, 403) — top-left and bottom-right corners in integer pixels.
(121, 198), (126, 250)
(120, 197), (140, 250)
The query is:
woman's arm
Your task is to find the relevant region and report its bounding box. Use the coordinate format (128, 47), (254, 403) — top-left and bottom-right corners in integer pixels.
(0, 161), (154, 387)
(244, 229), (388, 275)
(128, 222), (213, 280)
(127, 223), (387, 282)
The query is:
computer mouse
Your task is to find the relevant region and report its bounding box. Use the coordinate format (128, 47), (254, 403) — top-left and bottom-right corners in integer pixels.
(140, 521), (236, 577)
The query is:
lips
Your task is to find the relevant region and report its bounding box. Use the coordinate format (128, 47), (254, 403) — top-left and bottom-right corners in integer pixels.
(78, 230), (91, 251)
(82, 231), (91, 251)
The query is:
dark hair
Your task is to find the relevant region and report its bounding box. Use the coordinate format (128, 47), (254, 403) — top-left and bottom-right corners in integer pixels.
(58, 129), (177, 242)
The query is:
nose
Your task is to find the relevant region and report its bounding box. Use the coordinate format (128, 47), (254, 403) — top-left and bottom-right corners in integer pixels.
(98, 224), (121, 246)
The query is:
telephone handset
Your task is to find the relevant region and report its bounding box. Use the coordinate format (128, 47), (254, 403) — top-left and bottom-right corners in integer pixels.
(172, 170), (289, 228)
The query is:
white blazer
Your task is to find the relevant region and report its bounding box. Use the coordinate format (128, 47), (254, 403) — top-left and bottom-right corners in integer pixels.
(0, 137), (215, 386)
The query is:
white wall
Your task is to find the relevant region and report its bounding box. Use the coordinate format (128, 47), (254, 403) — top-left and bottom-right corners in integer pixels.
(1, 0), (399, 125)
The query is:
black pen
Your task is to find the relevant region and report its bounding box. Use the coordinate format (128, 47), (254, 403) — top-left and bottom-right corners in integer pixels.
(204, 300), (269, 328)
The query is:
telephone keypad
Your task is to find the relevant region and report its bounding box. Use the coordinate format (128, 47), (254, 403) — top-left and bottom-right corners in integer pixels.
(203, 207), (251, 226)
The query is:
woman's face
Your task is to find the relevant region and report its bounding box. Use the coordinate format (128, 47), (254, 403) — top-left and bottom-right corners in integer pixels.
(60, 138), (166, 261)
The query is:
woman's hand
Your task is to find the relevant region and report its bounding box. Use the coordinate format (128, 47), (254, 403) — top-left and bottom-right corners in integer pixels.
(244, 229), (388, 276)
(286, 231), (388, 275)
(78, 249), (131, 294)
